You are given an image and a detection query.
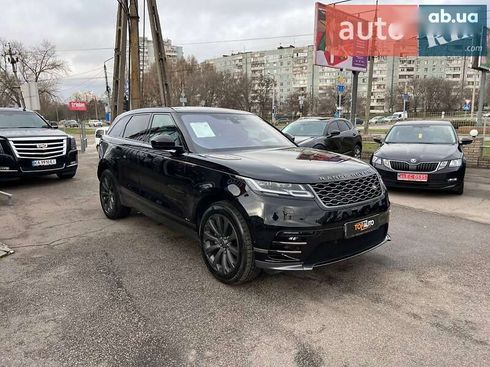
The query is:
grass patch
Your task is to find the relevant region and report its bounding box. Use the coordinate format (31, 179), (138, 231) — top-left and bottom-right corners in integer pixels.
(483, 140), (490, 159)
(59, 127), (96, 136)
(363, 141), (379, 153)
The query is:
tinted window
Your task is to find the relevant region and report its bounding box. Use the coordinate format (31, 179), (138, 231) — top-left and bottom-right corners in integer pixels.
(148, 114), (181, 144)
(337, 120), (351, 131)
(108, 115), (130, 137)
(123, 114), (150, 141)
(0, 110), (49, 129)
(282, 120), (327, 136)
(327, 121), (340, 133)
(179, 113), (294, 153)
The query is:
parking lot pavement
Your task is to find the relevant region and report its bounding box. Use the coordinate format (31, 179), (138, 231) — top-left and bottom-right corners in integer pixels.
(1, 149), (489, 366)
(388, 168), (490, 224)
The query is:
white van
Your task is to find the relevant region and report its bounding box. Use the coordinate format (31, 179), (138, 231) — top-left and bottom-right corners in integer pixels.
(392, 111), (408, 120)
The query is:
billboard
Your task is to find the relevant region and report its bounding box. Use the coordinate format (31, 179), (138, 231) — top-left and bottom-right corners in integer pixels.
(472, 28), (490, 71)
(314, 2), (368, 71)
(68, 101), (87, 111)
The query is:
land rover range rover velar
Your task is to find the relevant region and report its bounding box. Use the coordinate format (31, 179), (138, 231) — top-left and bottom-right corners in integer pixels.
(98, 107), (390, 284)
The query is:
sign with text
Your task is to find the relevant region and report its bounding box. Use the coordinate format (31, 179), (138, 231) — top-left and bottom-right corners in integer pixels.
(314, 2), (368, 71)
(68, 101), (87, 111)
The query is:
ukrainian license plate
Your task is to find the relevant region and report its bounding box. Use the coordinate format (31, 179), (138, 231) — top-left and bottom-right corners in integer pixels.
(344, 212), (388, 239)
(32, 159), (56, 167)
(397, 173), (428, 182)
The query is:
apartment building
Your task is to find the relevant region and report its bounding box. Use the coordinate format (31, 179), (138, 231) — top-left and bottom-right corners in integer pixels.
(139, 37), (184, 72)
(207, 45), (481, 113)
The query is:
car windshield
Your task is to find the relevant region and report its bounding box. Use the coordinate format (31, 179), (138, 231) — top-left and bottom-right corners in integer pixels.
(385, 124), (457, 144)
(282, 120), (327, 136)
(0, 110), (50, 128)
(179, 113), (294, 152)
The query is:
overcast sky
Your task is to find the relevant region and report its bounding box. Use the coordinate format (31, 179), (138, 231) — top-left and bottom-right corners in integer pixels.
(0, 0), (487, 100)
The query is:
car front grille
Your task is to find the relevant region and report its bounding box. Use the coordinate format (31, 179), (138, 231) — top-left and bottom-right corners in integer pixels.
(9, 137), (67, 159)
(310, 174), (383, 207)
(389, 161), (439, 172)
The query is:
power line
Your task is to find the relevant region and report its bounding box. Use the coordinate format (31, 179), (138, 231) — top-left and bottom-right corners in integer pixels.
(56, 33), (314, 52)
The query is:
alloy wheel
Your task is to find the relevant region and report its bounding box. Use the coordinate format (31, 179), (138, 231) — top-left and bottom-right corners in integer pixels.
(100, 175), (116, 214)
(202, 214), (240, 276)
(354, 146), (362, 159)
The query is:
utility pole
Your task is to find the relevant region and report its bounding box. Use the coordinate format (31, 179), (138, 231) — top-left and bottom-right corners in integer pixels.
(350, 71), (359, 125)
(111, 0), (128, 120)
(363, 0), (378, 134)
(470, 71), (477, 117)
(147, 0), (171, 106)
(6, 43), (25, 109)
(103, 57), (113, 105)
(476, 70), (487, 127)
(128, 0), (141, 109)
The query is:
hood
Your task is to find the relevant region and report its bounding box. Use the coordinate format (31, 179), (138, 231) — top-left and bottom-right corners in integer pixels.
(0, 128), (69, 139)
(375, 143), (460, 161)
(191, 147), (376, 184)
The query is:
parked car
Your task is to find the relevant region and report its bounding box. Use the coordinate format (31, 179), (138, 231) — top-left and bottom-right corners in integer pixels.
(64, 120), (79, 128)
(371, 120), (473, 195)
(0, 108), (78, 180)
(380, 115), (400, 124)
(95, 127), (109, 149)
(355, 117), (364, 125)
(281, 117), (363, 158)
(98, 107), (390, 284)
(88, 120), (103, 127)
(369, 116), (385, 124)
(392, 111), (407, 120)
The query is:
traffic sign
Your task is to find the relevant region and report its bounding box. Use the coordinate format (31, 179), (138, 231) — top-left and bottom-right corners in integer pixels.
(463, 99), (471, 111)
(337, 85), (345, 93)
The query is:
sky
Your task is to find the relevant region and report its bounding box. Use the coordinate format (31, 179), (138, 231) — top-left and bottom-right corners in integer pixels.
(0, 0), (488, 100)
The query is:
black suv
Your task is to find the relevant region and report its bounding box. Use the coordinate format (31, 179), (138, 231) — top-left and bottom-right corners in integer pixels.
(282, 117), (363, 158)
(98, 107), (390, 284)
(0, 108), (78, 180)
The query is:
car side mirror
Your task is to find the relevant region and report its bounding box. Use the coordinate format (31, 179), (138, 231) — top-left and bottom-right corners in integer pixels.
(328, 129), (340, 137)
(151, 135), (184, 154)
(373, 137), (384, 144)
(284, 133), (295, 142)
(460, 137), (473, 145)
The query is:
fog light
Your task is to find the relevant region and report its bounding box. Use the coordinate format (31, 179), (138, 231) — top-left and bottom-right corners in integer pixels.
(0, 166), (10, 171)
(448, 178), (458, 182)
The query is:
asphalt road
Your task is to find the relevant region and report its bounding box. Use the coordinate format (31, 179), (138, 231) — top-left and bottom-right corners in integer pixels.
(1, 148), (489, 367)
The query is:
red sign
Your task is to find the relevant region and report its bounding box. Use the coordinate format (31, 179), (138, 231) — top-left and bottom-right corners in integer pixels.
(68, 101), (87, 111)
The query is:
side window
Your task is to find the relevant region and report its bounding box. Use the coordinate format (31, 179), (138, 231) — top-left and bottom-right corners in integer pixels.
(327, 121), (340, 133)
(148, 114), (181, 144)
(108, 115), (130, 137)
(337, 120), (351, 132)
(123, 114), (151, 141)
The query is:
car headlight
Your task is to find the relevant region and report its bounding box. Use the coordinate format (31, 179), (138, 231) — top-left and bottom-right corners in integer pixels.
(438, 161), (448, 170)
(69, 137), (77, 150)
(372, 155), (382, 165)
(245, 178), (314, 198)
(449, 159), (462, 167)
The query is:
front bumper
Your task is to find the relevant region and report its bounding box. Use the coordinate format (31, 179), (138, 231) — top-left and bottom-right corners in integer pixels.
(0, 150), (78, 180)
(237, 189), (390, 271)
(373, 164), (465, 190)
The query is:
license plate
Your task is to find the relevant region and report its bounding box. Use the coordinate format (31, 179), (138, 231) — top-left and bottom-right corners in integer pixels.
(32, 159), (57, 167)
(397, 173), (428, 182)
(344, 212), (388, 239)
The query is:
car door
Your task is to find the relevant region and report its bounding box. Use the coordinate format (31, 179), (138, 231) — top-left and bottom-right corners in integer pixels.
(324, 121), (342, 153)
(337, 119), (356, 154)
(119, 113), (152, 195)
(137, 113), (191, 220)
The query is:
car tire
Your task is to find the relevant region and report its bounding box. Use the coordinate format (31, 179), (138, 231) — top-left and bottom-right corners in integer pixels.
(199, 201), (260, 285)
(99, 169), (131, 219)
(312, 144), (326, 150)
(57, 171), (76, 179)
(452, 181), (464, 195)
(353, 144), (362, 159)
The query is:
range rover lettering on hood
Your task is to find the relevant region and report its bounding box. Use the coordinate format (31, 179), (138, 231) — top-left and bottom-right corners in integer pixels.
(319, 169), (374, 181)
